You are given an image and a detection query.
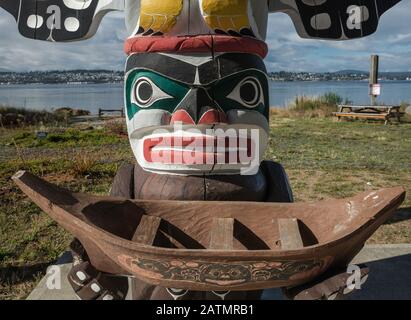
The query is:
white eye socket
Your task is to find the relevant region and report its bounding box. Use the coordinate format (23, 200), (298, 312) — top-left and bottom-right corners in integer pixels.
(132, 77), (172, 108)
(227, 77), (264, 109)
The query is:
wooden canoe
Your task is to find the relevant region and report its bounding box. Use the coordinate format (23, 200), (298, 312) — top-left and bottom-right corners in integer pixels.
(13, 171), (405, 292)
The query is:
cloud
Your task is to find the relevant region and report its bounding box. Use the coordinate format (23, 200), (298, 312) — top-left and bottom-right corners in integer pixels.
(0, 2), (410, 72)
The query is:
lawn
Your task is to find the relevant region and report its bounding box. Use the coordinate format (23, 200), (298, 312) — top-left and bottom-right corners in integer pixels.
(0, 116), (410, 299)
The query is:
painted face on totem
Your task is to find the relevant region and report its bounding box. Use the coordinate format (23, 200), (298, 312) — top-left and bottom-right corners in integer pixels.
(125, 52), (269, 175)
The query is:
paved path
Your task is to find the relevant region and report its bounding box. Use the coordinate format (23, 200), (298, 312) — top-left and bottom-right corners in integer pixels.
(27, 245), (411, 300)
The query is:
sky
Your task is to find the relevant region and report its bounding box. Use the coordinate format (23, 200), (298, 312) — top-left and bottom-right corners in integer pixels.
(0, 1), (410, 73)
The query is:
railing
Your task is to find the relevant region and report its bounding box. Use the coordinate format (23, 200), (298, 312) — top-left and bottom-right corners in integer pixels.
(98, 108), (124, 118)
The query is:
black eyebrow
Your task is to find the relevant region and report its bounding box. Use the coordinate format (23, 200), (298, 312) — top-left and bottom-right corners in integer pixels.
(126, 53), (201, 84)
(214, 53), (267, 77)
(126, 53), (267, 85)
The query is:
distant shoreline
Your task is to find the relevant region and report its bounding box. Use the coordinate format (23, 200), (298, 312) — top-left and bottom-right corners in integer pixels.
(2, 69), (411, 85)
(2, 79), (411, 86)
(0, 81), (124, 86)
(2, 80), (410, 111)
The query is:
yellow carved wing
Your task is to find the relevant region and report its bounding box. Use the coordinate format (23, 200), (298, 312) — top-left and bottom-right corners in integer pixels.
(138, 0), (184, 36)
(202, 0), (254, 37)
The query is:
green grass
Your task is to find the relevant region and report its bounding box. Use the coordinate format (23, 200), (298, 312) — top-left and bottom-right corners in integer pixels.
(0, 121), (134, 299)
(266, 117), (410, 171)
(265, 117), (411, 245)
(0, 116), (410, 299)
(0, 127), (125, 148)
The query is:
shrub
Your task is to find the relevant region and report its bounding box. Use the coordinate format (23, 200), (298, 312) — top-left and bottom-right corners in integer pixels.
(0, 105), (64, 127)
(287, 92), (344, 117)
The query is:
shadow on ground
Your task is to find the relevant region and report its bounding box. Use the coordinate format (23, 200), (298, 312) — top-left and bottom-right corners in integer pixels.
(263, 253), (411, 300)
(0, 261), (54, 285)
(384, 207), (411, 225)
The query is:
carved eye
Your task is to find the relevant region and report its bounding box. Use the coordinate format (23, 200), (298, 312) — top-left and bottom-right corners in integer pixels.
(230, 270), (241, 277)
(132, 77), (172, 108)
(211, 270), (221, 278)
(227, 77), (264, 109)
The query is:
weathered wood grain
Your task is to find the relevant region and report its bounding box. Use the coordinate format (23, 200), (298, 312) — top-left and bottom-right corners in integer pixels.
(132, 216), (161, 245)
(210, 218), (234, 250)
(278, 218), (304, 250)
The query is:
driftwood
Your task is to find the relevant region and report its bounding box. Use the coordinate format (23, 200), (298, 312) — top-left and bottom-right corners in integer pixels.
(13, 171), (405, 292)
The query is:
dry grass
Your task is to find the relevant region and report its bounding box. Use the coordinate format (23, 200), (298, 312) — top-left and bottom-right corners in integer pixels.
(104, 119), (128, 136)
(274, 92), (343, 118)
(71, 152), (99, 177)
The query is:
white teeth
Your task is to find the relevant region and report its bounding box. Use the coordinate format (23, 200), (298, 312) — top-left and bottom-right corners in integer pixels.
(76, 271), (86, 281)
(91, 283), (101, 293)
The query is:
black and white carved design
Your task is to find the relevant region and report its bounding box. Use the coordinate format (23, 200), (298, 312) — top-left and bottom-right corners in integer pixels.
(0, 0), (122, 41)
(269, 0), (402, 40)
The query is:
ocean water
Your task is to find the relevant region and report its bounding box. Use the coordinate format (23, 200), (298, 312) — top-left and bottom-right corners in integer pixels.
(1, 80), (411, 114)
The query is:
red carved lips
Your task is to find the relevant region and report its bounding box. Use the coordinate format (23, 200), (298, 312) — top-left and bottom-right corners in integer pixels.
(143, 136), (254, 165)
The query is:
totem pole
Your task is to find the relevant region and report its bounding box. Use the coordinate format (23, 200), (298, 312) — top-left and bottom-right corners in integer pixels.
(3, 0), (403, 300)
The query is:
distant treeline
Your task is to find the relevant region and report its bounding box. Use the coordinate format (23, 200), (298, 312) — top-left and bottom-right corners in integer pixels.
(0, 70), (124, 85)
(269, 70), (411, 81)
(1, 70), (411, 85)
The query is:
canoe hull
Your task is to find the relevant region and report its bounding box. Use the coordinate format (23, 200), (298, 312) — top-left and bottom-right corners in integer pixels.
(13, 171), (405, 291)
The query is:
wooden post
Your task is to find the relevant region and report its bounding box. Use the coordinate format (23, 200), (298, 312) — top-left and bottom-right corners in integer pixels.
(132, 215), (161, 245)
(209, 218), (234, 250)
(278, 218), (304, 250)
(370, 55), (379, 106)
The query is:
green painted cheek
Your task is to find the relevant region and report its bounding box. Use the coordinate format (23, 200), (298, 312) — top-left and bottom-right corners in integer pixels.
(209, 71), (269, 120)
(125, 70), (189, 120)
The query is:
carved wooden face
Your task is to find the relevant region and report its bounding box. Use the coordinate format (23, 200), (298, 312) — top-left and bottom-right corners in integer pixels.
(0, 0), (401, 177)
(125, 52), (269, 175)
(199, 264), (251, 286)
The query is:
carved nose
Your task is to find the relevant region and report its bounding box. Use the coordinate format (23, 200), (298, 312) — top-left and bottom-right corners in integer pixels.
(198, 109), (227, 124)
(170, 110), (195, 125)
(170, 88), (227, 125)
(170, 109), (227, 125)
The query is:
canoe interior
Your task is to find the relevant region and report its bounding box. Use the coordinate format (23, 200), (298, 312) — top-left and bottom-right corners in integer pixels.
(14, 171), (405, 252)
(80, 191), (401, 251)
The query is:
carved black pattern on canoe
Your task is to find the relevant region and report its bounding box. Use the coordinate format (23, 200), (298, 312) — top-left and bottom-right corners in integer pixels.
(119, 255), (326, 286)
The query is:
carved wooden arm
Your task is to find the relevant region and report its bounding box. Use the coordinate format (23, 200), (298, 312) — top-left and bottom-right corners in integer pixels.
(268, 0), (402, 40)
(0, 0), (124, 41)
